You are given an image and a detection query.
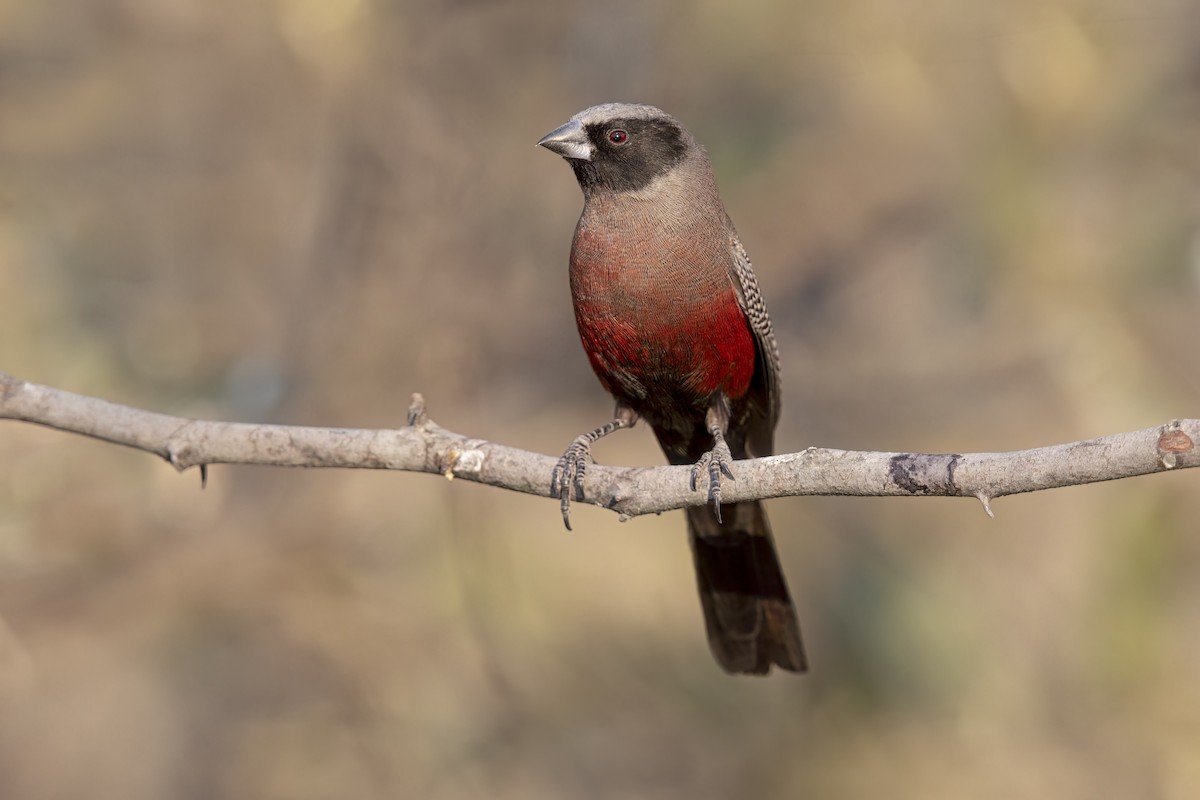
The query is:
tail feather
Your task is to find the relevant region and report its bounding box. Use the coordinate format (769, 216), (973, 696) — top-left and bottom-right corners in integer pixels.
(687, 501), (807, 674)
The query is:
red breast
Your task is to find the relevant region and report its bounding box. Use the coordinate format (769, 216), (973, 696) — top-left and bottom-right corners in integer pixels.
(568, 213), (756, 406)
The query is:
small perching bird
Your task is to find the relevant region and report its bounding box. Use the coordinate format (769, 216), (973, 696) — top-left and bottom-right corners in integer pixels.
(538, 103), (807, 675)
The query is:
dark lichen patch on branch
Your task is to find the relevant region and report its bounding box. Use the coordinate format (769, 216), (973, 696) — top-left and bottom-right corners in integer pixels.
(888, 453), (963, 496)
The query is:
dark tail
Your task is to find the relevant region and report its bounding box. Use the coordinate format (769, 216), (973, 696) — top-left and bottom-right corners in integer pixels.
(687, 500), (807, 674)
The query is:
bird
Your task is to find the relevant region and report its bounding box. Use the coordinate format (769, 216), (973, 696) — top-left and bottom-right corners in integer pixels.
(537, 103), (807, 674)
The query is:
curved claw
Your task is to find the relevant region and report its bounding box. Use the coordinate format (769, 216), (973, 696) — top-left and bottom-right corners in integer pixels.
(560, 493), (573, 531)
(691, 437), (735, 524)
(551, 437), (594, 531)
(707, 455), (724, 523)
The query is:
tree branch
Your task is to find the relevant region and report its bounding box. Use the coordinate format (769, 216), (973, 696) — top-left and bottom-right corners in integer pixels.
(2, 371), (1196, 519)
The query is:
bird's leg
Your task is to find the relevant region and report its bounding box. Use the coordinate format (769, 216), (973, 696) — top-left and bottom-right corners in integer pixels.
(551, 404), (638, 530)
(690, 397), (736, 524)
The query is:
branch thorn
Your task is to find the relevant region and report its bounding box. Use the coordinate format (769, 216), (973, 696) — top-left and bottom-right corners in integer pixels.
(975, 491), (995, 518)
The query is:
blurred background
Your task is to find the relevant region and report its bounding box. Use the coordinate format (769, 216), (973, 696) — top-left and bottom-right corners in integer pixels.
(1, 0), (1199, 797)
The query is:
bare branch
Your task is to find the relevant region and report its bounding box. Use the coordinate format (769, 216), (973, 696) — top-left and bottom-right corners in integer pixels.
(2, 371), (1196, 519)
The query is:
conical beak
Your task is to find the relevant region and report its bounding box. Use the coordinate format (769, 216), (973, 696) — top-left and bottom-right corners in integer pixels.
(537, 119), (593, 161)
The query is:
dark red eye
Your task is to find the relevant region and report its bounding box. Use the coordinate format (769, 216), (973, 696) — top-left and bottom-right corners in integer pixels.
(607, 129), (628, 145)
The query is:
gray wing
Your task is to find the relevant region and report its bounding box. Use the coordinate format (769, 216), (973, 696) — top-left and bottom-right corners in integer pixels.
(726, 222), (782, 458)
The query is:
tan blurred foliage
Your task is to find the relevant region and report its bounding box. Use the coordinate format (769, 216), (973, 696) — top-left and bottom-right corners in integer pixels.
(1, 0), (1199, 797)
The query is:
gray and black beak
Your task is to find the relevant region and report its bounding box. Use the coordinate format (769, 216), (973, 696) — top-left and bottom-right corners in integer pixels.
(537, 119), (593, 161)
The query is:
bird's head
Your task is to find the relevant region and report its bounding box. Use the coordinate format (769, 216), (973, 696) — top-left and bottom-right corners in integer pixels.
(537, 103), (698, 194)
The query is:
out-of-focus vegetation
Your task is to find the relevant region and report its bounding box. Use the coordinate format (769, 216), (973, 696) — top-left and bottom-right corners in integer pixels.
(1, 1), (1198, 797)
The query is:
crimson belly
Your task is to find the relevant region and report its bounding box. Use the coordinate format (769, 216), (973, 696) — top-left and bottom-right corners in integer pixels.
(573, 282), (756, 410)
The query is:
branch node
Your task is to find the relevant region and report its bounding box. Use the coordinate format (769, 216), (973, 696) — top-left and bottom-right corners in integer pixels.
(443, 446), (484, 480)
(406, 392), (429, 427)
(166, 445), (188, 472)
(1156, 425), (1193, 470)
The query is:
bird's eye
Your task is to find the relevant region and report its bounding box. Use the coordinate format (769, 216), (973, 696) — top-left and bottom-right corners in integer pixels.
(607, 129), (628, 145)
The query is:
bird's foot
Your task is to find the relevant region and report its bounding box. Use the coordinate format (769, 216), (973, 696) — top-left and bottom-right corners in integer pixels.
(690, 433), (735, 524)
(550, 435), (594, 531)
(549, 413), (637, 531)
